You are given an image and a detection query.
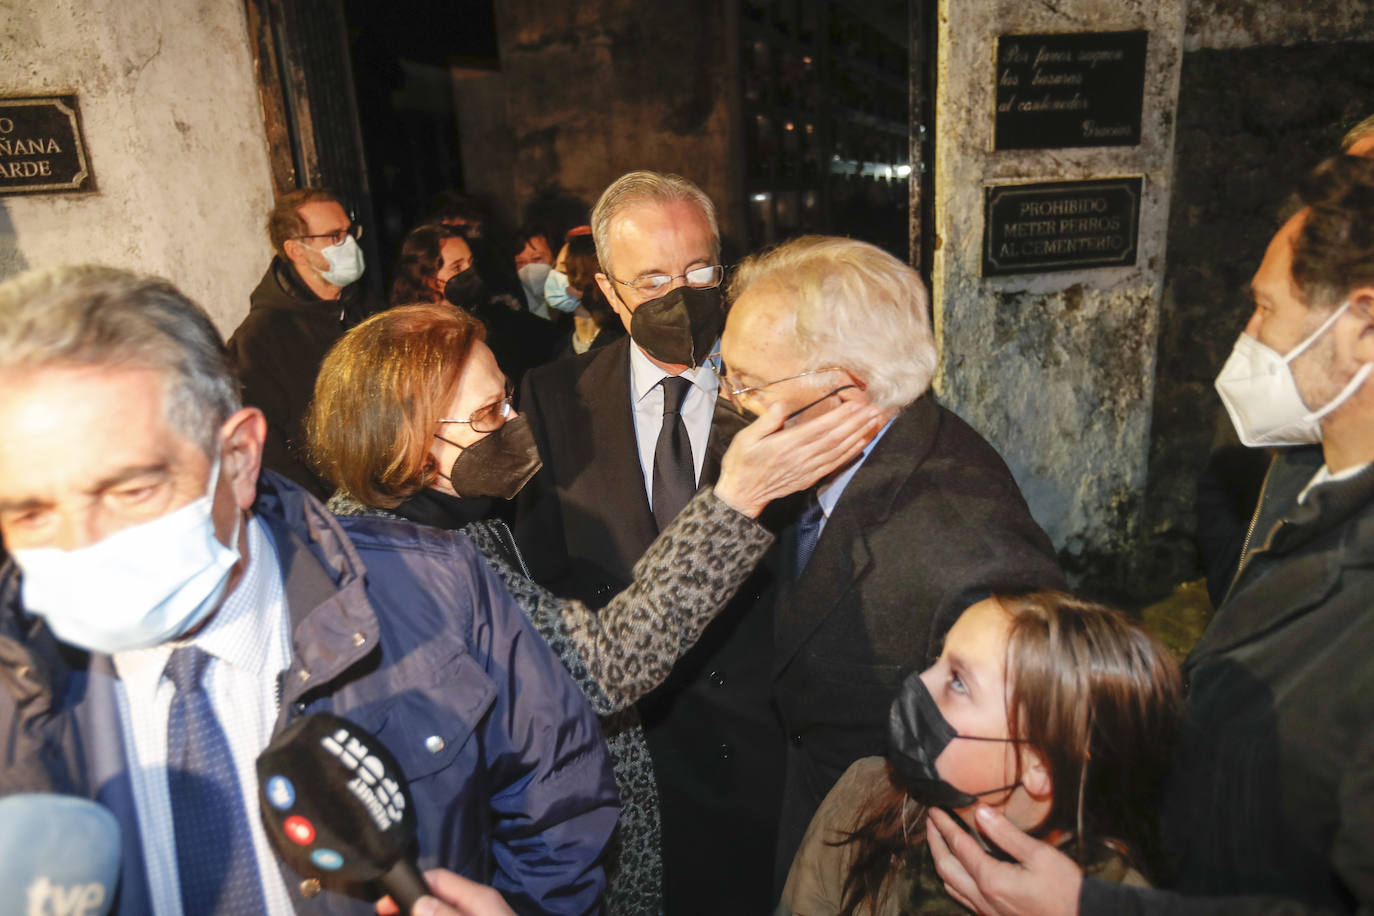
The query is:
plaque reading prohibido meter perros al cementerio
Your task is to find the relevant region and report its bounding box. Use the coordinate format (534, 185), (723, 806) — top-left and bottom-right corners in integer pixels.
(0, 95), (95, 194)
(994, 31), (1147, 150)
(983, 178), (1141, 277)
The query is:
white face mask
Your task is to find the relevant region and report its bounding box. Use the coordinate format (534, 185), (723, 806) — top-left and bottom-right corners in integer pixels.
(1215, 300), (1373, 447)
(518, 262), (553, 319)
(11, 456), (242, 654)
(318, 235), (365, 287)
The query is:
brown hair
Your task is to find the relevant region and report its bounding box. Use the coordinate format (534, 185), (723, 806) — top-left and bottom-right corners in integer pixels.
(564, 233), (615, 329)
(306, 304), (484, 508)
(267, 188), (339, 257)
(391, 224), (464, 307)
(836, 591), (1184, 914)
(1292, 154), (1374, 311)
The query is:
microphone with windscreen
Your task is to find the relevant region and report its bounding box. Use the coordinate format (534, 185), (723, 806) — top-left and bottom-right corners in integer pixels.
(0, 793), (121, 916)
(256, 712), (429, 913)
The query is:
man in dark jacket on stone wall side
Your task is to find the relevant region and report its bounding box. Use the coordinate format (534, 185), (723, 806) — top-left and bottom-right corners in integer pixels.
(0, 266), (617, 915)
(227, 188), (382, 499)
(927, 154), (1374, 916)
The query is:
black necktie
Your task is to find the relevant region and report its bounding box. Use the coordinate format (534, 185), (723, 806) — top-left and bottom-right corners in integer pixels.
(653, 375), (696, 530)
(794, 492), (826, 576)
(165, 646), (268, 914)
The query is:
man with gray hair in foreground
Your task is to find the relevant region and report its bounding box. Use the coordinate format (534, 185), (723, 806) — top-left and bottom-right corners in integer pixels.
(718, 235), (1065, 885)
(0, 266), (617, 915)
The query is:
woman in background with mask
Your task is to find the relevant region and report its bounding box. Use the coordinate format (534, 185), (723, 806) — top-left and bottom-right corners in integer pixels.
(306, 303), (885, 915)
(513, 223), (556, 320)
(545, 227), (625, 359)
(777, 591), (1183, 916)
(391, 224), (562, 387)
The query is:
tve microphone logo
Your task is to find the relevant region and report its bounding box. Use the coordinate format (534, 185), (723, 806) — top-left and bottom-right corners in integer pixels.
(0, 794), (120, 916)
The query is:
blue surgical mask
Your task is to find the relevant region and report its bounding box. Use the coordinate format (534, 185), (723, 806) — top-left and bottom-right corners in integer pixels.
(319, 235), (365, 287)
(11, 457), (242, 654)
(544, 269), (581, 313)
(518, 262), (553, 320)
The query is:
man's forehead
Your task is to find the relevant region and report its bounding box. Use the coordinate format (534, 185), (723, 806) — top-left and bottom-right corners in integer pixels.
(0, 366), (201, 489)
(722, 284), (799, 369)
(299, 199), (348, 232)
(607, 199), (713, 268)
(1253, 209), (1305, 297)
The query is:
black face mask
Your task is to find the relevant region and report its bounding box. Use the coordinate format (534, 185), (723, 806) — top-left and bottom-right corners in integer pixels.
(435, 414), (543, 500)
(886, 670), (1021, 812)
(628, 285), (725, 367)
(443, 268), (486, 313)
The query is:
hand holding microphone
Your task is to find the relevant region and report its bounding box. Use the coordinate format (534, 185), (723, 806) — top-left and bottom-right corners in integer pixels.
(375, 869), (516, 916)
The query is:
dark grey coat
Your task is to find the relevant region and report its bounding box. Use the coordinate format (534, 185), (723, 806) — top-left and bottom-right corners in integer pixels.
(1083, 448), (1374, 915)
(770, 394), (1066, 884)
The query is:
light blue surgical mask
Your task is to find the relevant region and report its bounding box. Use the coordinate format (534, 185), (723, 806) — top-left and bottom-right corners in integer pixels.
(544, 268), (581, 313)
(518, 262), (553, 320)
(319, 235), (365, 287)
(11, 456), (242, 654)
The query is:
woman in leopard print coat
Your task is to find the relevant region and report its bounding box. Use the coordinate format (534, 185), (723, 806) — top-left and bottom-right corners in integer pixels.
(307, 304), (881, 914)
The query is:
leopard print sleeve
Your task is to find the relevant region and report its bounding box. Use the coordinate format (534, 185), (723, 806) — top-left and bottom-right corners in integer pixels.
(467, 487), (775, 715)
(572, 485), (775, 711)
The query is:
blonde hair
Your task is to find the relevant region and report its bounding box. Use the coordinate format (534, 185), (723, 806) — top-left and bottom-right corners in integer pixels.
(306, 304), (484, 508)
(591, 171), (719, 279)
(727, 236), (937, 410)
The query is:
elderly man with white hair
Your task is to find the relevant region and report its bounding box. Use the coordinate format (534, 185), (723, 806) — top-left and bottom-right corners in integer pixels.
(718, 235), (1066, 884)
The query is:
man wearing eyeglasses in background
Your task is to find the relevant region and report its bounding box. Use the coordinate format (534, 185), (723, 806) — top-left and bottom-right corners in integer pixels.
(719, 235), (1065, 892)
(227, 188), (382, 499)
(515, 170), (787, 913)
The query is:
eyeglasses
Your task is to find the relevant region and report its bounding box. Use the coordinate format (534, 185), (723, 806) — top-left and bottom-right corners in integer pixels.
(719, 365), (855, 409)
(295, 222), (364, 246)
(608, 264), (724, 295)
(437, 384), (515, 434)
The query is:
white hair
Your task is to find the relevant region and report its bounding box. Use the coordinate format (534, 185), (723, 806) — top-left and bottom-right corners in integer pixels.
(1341, 114), (1374, 153)
(590, 170), (720, 279)
(727, 236), (937, 411)
(0, 265), (240, 454)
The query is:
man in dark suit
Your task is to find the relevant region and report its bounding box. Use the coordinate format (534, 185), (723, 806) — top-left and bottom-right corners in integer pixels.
(718, 235), (1067, 885)
(516, 171), (788, 913)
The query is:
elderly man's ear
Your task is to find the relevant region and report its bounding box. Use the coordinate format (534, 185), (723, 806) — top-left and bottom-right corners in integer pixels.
(1351, 287), (1374, 362)
(220, 407), (267, 511)
(835, 372), (875, 407)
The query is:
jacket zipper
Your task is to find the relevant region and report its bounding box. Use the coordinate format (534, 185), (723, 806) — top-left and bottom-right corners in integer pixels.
(1222, 455), (1277, 607)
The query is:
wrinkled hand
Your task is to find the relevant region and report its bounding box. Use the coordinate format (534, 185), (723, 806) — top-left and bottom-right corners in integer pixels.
(926, 806), (1082, 916)
(375, 869), (516, 916)
(714, 390), (883, 518)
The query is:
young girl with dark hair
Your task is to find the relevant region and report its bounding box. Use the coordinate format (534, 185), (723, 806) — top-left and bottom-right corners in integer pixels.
(778, 591), (1184, 915)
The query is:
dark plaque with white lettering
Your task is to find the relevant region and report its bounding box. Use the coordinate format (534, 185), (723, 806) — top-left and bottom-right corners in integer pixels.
(983, 177), (1141, 277)
(0, 95), (95, 194)
(994, 31), (1147, 150)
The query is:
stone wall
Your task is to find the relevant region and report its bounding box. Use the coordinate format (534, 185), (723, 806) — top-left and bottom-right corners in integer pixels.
(932, 0), (1186, 603)
(0, 0), (275, 335)
(1142, 35), (1374, 594)
(454, 0), (741, 247)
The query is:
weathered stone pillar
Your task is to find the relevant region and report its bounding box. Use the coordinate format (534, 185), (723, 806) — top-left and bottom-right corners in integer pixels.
(931, 0), (1186, 593)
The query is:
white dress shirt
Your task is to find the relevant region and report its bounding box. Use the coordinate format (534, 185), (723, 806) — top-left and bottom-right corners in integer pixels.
(628, 341), (721, 509)
(112, 515), (295, 914)
(812, 415), (897, 538)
